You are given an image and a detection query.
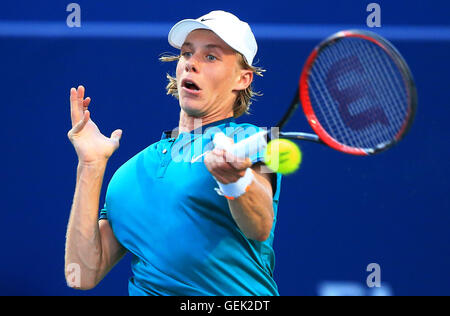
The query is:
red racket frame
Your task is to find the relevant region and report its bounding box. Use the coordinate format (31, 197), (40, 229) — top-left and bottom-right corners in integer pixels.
(296, 30), (417, 155)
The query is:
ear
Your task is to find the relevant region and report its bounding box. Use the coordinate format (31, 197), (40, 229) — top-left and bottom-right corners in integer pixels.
(233, 69), (253, 92)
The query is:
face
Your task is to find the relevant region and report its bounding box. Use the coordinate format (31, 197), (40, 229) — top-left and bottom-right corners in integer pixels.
(176, 29), (252, 118)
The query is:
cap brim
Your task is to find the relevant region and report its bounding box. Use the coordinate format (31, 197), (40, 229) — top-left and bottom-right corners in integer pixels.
(168, 19), (212, 49)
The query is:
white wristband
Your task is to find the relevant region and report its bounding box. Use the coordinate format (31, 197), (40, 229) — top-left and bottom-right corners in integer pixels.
(216, 168), (255, 200)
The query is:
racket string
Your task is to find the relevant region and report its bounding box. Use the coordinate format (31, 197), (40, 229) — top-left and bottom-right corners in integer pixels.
(306, 36), (410, 151)
(358, 39), (408, 140)
(313, 43), (359, 146)
(312, 41), (370, 148)
(351, 39), (404, 147)
(309, 59), (342, 140)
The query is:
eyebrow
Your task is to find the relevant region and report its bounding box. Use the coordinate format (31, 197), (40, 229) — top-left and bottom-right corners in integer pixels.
(181, 42), (225, 52)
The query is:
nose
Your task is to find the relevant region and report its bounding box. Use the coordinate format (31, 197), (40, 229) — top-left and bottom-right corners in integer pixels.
(185, 58), (199, 73)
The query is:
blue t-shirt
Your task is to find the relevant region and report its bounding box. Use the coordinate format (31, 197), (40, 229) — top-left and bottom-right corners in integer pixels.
(100, 117), (282, 296)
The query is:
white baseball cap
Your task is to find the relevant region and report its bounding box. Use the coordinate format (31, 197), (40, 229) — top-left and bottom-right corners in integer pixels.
(168, 10), (258, 66)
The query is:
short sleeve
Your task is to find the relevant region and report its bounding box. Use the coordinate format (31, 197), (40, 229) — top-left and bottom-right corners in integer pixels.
(99, 202), (108, 220)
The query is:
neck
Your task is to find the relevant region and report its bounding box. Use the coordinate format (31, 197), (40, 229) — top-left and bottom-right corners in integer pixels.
(178, 110), (233, 133)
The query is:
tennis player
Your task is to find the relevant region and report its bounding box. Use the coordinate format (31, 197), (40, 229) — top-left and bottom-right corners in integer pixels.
(65, 10), (282, 296)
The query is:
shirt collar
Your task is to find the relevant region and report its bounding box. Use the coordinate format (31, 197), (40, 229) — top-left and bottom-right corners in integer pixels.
(161, 117), (235, 140)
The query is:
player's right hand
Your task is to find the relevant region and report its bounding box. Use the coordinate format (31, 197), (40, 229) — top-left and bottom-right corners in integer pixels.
(67, 85), (122, 164)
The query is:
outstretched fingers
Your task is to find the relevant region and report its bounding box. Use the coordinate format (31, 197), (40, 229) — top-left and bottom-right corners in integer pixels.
(70, 85), (90, 127)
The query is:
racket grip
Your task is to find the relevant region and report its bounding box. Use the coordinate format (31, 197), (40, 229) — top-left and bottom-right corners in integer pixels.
(213, 131), (268, 158)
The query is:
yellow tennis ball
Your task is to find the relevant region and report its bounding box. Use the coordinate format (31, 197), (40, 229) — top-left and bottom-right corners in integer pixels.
(264, 139), (302, 175)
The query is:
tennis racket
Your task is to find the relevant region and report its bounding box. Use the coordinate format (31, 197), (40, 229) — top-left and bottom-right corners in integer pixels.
(196, 29), (417, 163)
(273, 29), (417, 155)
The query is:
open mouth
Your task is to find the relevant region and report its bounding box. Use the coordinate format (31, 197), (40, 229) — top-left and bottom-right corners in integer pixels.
(182, 79), (201, 93)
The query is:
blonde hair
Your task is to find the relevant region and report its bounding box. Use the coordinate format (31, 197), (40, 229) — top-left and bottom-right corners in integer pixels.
(159, 53), (265, 118)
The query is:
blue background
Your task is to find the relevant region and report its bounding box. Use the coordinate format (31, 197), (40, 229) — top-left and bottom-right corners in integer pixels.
(1, 0), (449, 295)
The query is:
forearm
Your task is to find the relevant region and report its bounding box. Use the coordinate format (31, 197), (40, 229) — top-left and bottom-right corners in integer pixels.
(228, 170), (274, 242)
(65, 160), (107, 289)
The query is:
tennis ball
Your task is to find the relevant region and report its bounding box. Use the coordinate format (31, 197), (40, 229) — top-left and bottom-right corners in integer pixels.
(264, 139), (302, 175)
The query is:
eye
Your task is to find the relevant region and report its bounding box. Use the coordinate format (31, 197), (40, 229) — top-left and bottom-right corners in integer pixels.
(181, 51), (192, 58)
(206, 55), (217, 61)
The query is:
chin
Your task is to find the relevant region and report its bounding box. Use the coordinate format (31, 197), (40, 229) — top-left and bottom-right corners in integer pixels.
(180, 100), (206, 117)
